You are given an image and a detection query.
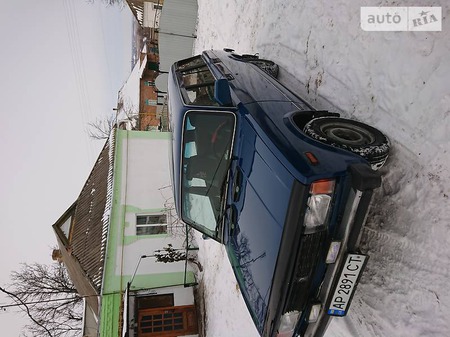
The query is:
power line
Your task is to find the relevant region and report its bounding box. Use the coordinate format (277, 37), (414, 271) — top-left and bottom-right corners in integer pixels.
(0, 290), (104, 311)
(0, 287), (52, 336)
(97, 4), (116, 99)
(63, 0), (96, 163)
(0, 296), (82, 310)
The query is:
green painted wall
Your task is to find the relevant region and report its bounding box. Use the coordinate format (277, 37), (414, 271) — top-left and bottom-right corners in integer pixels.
(99, 130), (195, 337)
(125, 205), (166, 214)
(99, 293), (121, 337)
(128, 271), (196, 291)
(126, 130), (171, 140)
(123, 233), (170, 246)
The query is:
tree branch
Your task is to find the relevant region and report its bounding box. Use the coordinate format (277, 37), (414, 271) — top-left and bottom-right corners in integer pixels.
(0, 286), (53, 337)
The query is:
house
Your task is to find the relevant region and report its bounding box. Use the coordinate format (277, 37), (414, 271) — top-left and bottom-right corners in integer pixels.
(117, 43), (168, 132)
(52, 129), (199, 337)
(126, 0), (165, 29)
(125, 0), (198, 94)
(121, 0), (199, 130)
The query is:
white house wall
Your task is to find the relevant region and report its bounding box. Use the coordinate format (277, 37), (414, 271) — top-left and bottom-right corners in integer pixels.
(102, 130), (195, 296)
(143, 2), (161, 28)
(121, 136), (170, 207)
(133, 285), (195, 307)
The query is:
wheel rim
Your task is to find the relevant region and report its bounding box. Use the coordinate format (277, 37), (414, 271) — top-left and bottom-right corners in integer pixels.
(320, 122), (375, 146)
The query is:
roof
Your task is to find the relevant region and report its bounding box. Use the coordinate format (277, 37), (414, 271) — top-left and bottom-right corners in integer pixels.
(117, 43), (147, 123)
(53, 131), (116, 314)
(125, 0), (144, 25)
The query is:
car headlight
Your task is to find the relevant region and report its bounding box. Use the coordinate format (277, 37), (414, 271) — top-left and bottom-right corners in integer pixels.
(304, 179), (335, 231)
(277, 311), (301, 337)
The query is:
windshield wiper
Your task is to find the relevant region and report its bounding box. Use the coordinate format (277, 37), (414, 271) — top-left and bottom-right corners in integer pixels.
(214, 156), (239, 232)
(216, 175), (230, 226)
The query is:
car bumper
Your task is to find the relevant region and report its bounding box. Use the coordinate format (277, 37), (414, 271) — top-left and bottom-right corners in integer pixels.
(266, 163), (381, 337)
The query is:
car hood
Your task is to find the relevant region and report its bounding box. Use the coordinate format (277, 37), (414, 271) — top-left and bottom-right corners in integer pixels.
(226, 117), (295, 333)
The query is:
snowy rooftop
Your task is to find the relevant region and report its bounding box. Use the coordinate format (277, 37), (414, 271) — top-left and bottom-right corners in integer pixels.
(117, 46), (146, 119)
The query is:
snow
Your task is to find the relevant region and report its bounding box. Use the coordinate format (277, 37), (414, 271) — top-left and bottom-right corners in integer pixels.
(192, 1), (450, 337)
(195, 234), (261, 337)
(118, 55), (143, 115)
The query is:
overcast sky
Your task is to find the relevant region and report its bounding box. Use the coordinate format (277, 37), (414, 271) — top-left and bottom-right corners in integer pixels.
(0, 0), (133, 334)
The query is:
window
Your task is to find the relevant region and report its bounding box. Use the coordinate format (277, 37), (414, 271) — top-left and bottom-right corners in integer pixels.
(176, 56), (218, 106)
(60, 216), (72, 239)
(153, 4), (163, 10)
(181, 111), (235, 239)
(148, 61), (159, 71)
(138, 294), (174, 310)
(144, 81), (155, 87)
(145, 99), (157, 106)
(140, 311), (184, 334)
(176, 56), (205, 71)
(136, 214), (167, 235)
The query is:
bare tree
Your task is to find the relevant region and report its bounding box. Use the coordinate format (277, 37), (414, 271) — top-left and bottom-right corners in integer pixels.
(87, 114), (116, 140)
(117, 98), (139, 130)
(1, 263), (83, 337)
(87, 0), (124, 7)
(87, 101), (139, 140)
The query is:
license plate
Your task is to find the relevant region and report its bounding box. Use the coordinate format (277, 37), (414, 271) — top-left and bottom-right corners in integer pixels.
(327, 253), (368, 316)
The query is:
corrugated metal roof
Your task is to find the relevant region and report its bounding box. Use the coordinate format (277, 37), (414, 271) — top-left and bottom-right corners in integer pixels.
(125, 0), (144, 26)
(71, 132), (115, 291)
(53, 131), (116, 314)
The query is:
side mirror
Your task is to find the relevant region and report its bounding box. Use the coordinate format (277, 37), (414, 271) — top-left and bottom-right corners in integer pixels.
(214, 78), (233, 106)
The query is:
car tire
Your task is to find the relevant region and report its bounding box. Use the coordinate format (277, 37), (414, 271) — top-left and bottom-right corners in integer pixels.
(303, 117), (390, 170)
(248, 59), (279, 78)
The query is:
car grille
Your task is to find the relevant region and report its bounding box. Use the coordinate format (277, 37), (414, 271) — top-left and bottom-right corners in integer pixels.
(286, 230), (327, 312)
(295, 230), (327, 281)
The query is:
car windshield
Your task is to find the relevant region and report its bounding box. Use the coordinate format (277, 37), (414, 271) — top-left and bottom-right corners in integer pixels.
(181, 111), (235, 239)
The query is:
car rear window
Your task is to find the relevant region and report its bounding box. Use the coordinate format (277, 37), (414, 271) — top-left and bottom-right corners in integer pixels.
(177, 56), (218, 106)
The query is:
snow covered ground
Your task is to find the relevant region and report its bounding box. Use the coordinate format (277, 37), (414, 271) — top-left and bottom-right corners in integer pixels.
(192, 1), (450, 336)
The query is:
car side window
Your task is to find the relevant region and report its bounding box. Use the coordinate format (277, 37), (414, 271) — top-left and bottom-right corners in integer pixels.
(177, 56), (205, 71)
(177, 57), (218, 106)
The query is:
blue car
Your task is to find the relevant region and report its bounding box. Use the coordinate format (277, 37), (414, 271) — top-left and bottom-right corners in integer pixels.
(168, 49), (389, 337)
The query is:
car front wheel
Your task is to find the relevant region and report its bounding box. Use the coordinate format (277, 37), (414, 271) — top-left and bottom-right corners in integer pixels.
(303, 117), (390, 170)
